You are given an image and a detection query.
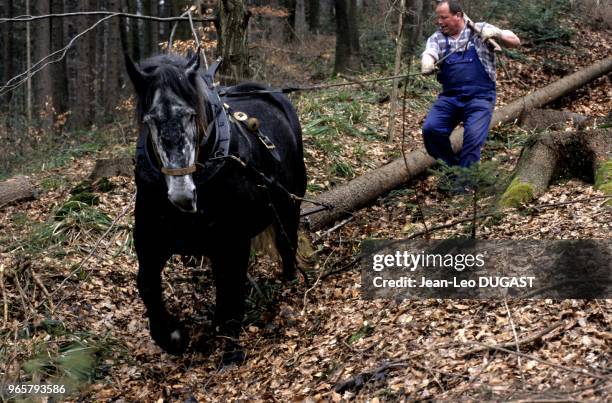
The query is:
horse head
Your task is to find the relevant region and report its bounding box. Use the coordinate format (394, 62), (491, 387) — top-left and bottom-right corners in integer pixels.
(126, 51), (209, 213)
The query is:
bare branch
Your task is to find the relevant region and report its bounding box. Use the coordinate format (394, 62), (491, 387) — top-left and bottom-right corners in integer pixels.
(0, 11), (214, 24)
(0, 13), (117, 97)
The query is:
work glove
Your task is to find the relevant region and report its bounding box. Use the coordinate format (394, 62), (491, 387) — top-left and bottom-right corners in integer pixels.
(480, 25), (503, 41)
(421, 54), (436, 75)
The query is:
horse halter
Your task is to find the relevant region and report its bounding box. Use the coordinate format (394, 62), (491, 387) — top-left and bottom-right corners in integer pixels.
(146, 118), (203, 177)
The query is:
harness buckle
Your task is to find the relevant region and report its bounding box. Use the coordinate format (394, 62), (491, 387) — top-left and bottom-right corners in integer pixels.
(259, 134), (276, 150)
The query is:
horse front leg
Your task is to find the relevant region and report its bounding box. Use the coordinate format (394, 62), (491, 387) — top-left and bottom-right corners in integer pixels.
(136, 250), (189, 355)
(210, 239), (250, 365)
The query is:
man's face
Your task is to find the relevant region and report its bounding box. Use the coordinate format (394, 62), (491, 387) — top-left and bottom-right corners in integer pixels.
(435, 3), (464, 36)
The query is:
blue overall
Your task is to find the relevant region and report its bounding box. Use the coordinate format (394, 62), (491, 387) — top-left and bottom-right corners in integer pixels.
(422, 35), (496, 167)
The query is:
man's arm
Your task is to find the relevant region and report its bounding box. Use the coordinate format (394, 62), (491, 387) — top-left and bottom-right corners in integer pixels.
(480, 24), (521, 48)
(421, 34), (440, 75)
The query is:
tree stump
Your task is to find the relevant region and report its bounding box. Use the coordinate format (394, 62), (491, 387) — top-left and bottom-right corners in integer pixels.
(499, 128), (611, 208)
(89, 157), (134, 180)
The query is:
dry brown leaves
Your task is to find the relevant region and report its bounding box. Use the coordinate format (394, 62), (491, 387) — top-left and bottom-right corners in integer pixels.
(0, 19), (610, 403)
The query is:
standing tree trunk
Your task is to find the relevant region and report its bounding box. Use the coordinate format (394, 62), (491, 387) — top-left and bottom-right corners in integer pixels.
(128, 0), (141, 60)
(406, 0), (423, 53)
(282, 0), (297, 41)
(2, 0), (14, 126)
(25, 0), (32, 125)
(32, 0), (54, 129)
(64, 0), (93, 130)
(295, 0), (306, 41)
(105, 0), (123, 121)
(387, 0), (406, 141)
(216, 0), (251, 85)
(334, 0), (360, 74)
(51, 0), (68, 116)
(143, 0), (159, 56)
(307, 0), (319, 32)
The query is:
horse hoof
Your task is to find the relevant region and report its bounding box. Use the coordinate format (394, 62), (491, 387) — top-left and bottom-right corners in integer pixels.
(151, 322), (189, 355)
(283, 269), (297, 282)
(222, 348), (245, 366)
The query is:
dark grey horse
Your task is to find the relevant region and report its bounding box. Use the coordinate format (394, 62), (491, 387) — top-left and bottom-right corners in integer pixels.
(126, 52), (306, 364)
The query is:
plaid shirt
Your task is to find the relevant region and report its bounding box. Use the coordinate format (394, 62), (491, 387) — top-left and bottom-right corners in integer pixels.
(423, 21), (497, 82)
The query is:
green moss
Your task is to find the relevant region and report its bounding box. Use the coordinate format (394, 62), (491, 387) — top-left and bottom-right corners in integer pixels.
(594, 160), (612, 189)
(499, 178), (535, 208)
(594, 160), (612, 206)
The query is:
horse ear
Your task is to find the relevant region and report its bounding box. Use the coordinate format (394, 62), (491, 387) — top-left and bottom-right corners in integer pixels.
(185, 47), (201, 76)
(125, 53), (148, 93)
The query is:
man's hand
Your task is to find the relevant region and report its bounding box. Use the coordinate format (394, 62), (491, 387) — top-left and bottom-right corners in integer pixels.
(421, 54), (436, 75)
(480, 26), (503, 41)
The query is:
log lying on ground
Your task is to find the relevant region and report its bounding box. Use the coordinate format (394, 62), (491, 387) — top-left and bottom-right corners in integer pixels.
(301, 56), (612, 230)
(89, 157), (134, 180)
(499, 128), (611, 208)
(0, 176), (35, 208)
(519, 109), (596, 131)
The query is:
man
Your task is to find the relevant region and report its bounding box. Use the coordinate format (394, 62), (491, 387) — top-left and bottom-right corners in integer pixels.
(421, 0), (520, 172)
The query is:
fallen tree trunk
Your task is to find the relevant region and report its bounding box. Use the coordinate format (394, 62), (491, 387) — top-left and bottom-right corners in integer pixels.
(0, 176), (35, 208)
(302, 56), (612, 230)
(519, 109), (596, 131)
(499, 128), (611, 208)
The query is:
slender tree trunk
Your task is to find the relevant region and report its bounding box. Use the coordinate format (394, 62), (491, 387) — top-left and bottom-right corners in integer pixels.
(217, 0), (251, 84)
(387, 0), (406, 141)
(334, 0), (360, 74)
(25, 0), (32, 126)
(51, 0), (68, 115)
(2, 0), (14, 125)
(307, 0), (319, 32)
(295, 0), (306, 40)
(106, 0), (123, 119)
(128, 0), (141, 60)
(143, 0), (159, 56)
(406, 0), (423, 53)
(32, 0), (53, 128)
(283, 0), (297, 41)
(65, 0), (93, 129)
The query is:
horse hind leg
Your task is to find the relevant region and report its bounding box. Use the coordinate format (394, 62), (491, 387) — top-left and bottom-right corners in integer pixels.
(272, 203), (301, 282)
(210, 239), (250, 366)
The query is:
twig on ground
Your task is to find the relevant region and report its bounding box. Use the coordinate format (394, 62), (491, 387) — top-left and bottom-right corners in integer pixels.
(302, 246), (335, 314)
(0, 264), (7, 327)
(320, 256), (359, 280)
(29, 268), (55, 312)
(13, 273), (35, 318)
(504, 298), (526, 388)
(464, 340), (607, 379)
(313, 216), (353, 243)
(461, 320), (565, 358)
(407, 212), (497, 239)
(334, 359), (410, 393)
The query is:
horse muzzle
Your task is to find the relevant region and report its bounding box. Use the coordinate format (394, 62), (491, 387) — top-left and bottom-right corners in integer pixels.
(167, 176), (197, 213)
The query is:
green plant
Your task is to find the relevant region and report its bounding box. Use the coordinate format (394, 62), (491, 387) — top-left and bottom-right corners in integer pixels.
(23, 200), (111, 255)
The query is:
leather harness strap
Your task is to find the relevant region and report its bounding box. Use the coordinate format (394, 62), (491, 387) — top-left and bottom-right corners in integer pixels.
(147, 58), (279, 177)
(161, 165), (197, 175)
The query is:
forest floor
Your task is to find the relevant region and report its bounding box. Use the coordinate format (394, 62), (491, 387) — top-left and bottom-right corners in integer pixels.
(0, 14), (611, 403)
